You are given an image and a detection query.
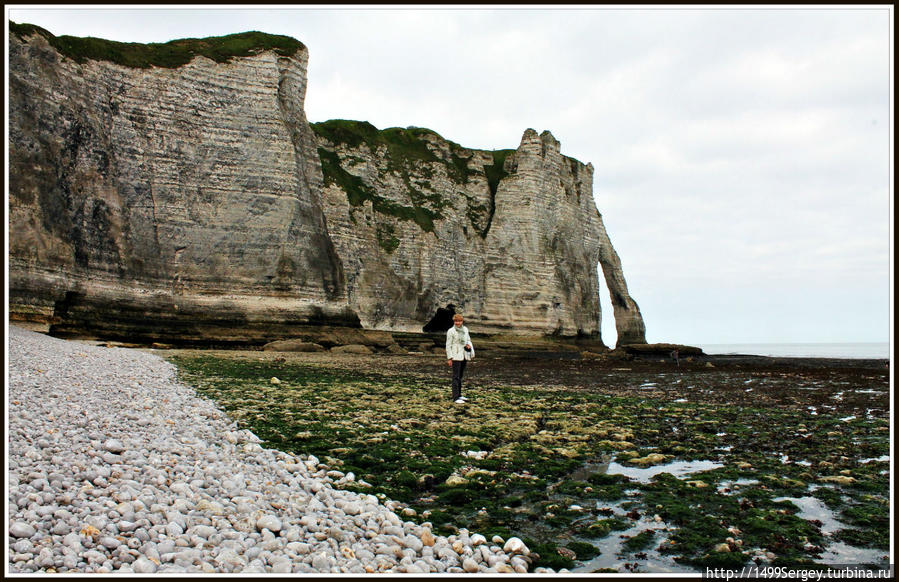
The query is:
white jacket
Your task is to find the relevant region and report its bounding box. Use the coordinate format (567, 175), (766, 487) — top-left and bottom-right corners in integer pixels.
(446, 325), (474, 361)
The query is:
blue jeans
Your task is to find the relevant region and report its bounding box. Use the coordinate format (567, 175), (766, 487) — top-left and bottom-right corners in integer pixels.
(451, 360), (467, 400)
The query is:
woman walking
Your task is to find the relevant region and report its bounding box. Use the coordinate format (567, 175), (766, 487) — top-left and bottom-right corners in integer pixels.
(446, 314), (474, 403)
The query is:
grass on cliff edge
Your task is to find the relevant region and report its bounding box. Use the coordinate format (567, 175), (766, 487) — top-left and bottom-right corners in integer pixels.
(10, 21), (304, 68)
(312, 119), (511, 236)
(169, 353), (890, 573)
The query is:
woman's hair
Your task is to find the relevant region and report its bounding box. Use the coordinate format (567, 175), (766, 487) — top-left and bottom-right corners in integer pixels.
(452, 314), (464, 322)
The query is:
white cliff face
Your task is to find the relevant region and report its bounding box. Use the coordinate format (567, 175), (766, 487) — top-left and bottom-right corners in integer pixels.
(313, 124), (495, 333)
(315, 125), (646, 343)
(9, 26), (646, 345)
(9, 29), (354, 342)
(481, 129), (603, 336)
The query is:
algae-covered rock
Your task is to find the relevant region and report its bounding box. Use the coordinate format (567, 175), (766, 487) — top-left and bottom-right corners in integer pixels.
(713, 543), (731, 553)
(626, 453), (667, 466)
(598, 440), (636, 450)
(445, 475), (469, 487)
(819, 475), (856, 485)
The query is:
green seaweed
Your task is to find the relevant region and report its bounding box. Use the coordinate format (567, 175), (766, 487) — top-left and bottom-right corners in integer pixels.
(167, 352), (890, 573)
(622, 529), (656, 552)
(566, 540), (601, 560)
(524, 539), (576, 570)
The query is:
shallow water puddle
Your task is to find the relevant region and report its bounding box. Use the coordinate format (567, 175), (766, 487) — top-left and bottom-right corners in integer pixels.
(565, 458), (725, 485)
(606, 459), (724, 484)
(571, 521), (694, 573)
(765, 496), (890, 567)
(773, 496), (846, 534)
(569, 502), (693, 573)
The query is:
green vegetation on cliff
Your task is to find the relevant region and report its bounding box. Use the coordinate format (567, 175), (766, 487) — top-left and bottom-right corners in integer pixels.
(312, 119), (508, 238)
(10, 21), (304, 68)
(312, 119), (481, 184)
(317, 147), (441, 233)
(485, 149), (513, 197)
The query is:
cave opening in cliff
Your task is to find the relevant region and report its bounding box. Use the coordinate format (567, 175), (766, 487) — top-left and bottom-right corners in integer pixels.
(422, 304), (456, 332)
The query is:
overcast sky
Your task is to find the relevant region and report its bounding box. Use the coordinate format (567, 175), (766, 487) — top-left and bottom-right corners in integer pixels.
(6, 5), (893, 345)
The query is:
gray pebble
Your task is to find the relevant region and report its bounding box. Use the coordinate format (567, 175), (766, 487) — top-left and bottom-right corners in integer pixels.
(132, 557), (158, 573)
(12, 540), (33, 553)
(10, 522), (36, 538)
(6, 326), (517, 575)
(256, 515), (282, 533)
(312, 552), (332, 571)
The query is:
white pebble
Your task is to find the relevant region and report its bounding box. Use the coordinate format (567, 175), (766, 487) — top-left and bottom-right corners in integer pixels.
(503, 537), (529, 555)
(103, 439), (126, 453)
(463, 557), (479, 573)
(132, 557), (158, 573)
(256, 515), (282, 533)
(10, 522), (36, 538)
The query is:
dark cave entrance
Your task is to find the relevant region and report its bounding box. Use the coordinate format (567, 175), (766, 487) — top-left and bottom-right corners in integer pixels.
(422, 304), (456, 332)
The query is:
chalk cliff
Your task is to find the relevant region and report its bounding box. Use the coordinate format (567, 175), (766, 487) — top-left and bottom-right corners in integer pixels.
(8, 23), (646, 346)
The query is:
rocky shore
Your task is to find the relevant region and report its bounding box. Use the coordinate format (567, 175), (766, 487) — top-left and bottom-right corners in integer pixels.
(6, 326), (538, 573)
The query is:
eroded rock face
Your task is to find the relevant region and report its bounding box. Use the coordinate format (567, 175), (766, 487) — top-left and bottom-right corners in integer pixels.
(8, 26), (646, 345)
(315, 124), (646, 344)
(9, 28), (354, 343)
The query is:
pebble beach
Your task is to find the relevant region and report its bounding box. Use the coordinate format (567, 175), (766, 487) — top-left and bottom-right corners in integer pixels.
(6, 326), (536, 574)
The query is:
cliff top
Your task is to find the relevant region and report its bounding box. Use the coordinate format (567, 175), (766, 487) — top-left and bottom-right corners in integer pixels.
(311, 119), (514, 181)
(312, 119), (516, 233)
(9, 21), (306, 68)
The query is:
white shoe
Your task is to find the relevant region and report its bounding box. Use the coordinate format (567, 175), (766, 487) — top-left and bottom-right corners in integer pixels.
(459, 396), (469, 402)
(454, 398), (466, 404)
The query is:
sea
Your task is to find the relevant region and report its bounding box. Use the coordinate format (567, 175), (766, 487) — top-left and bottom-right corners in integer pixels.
(697, 342), (891, 360)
